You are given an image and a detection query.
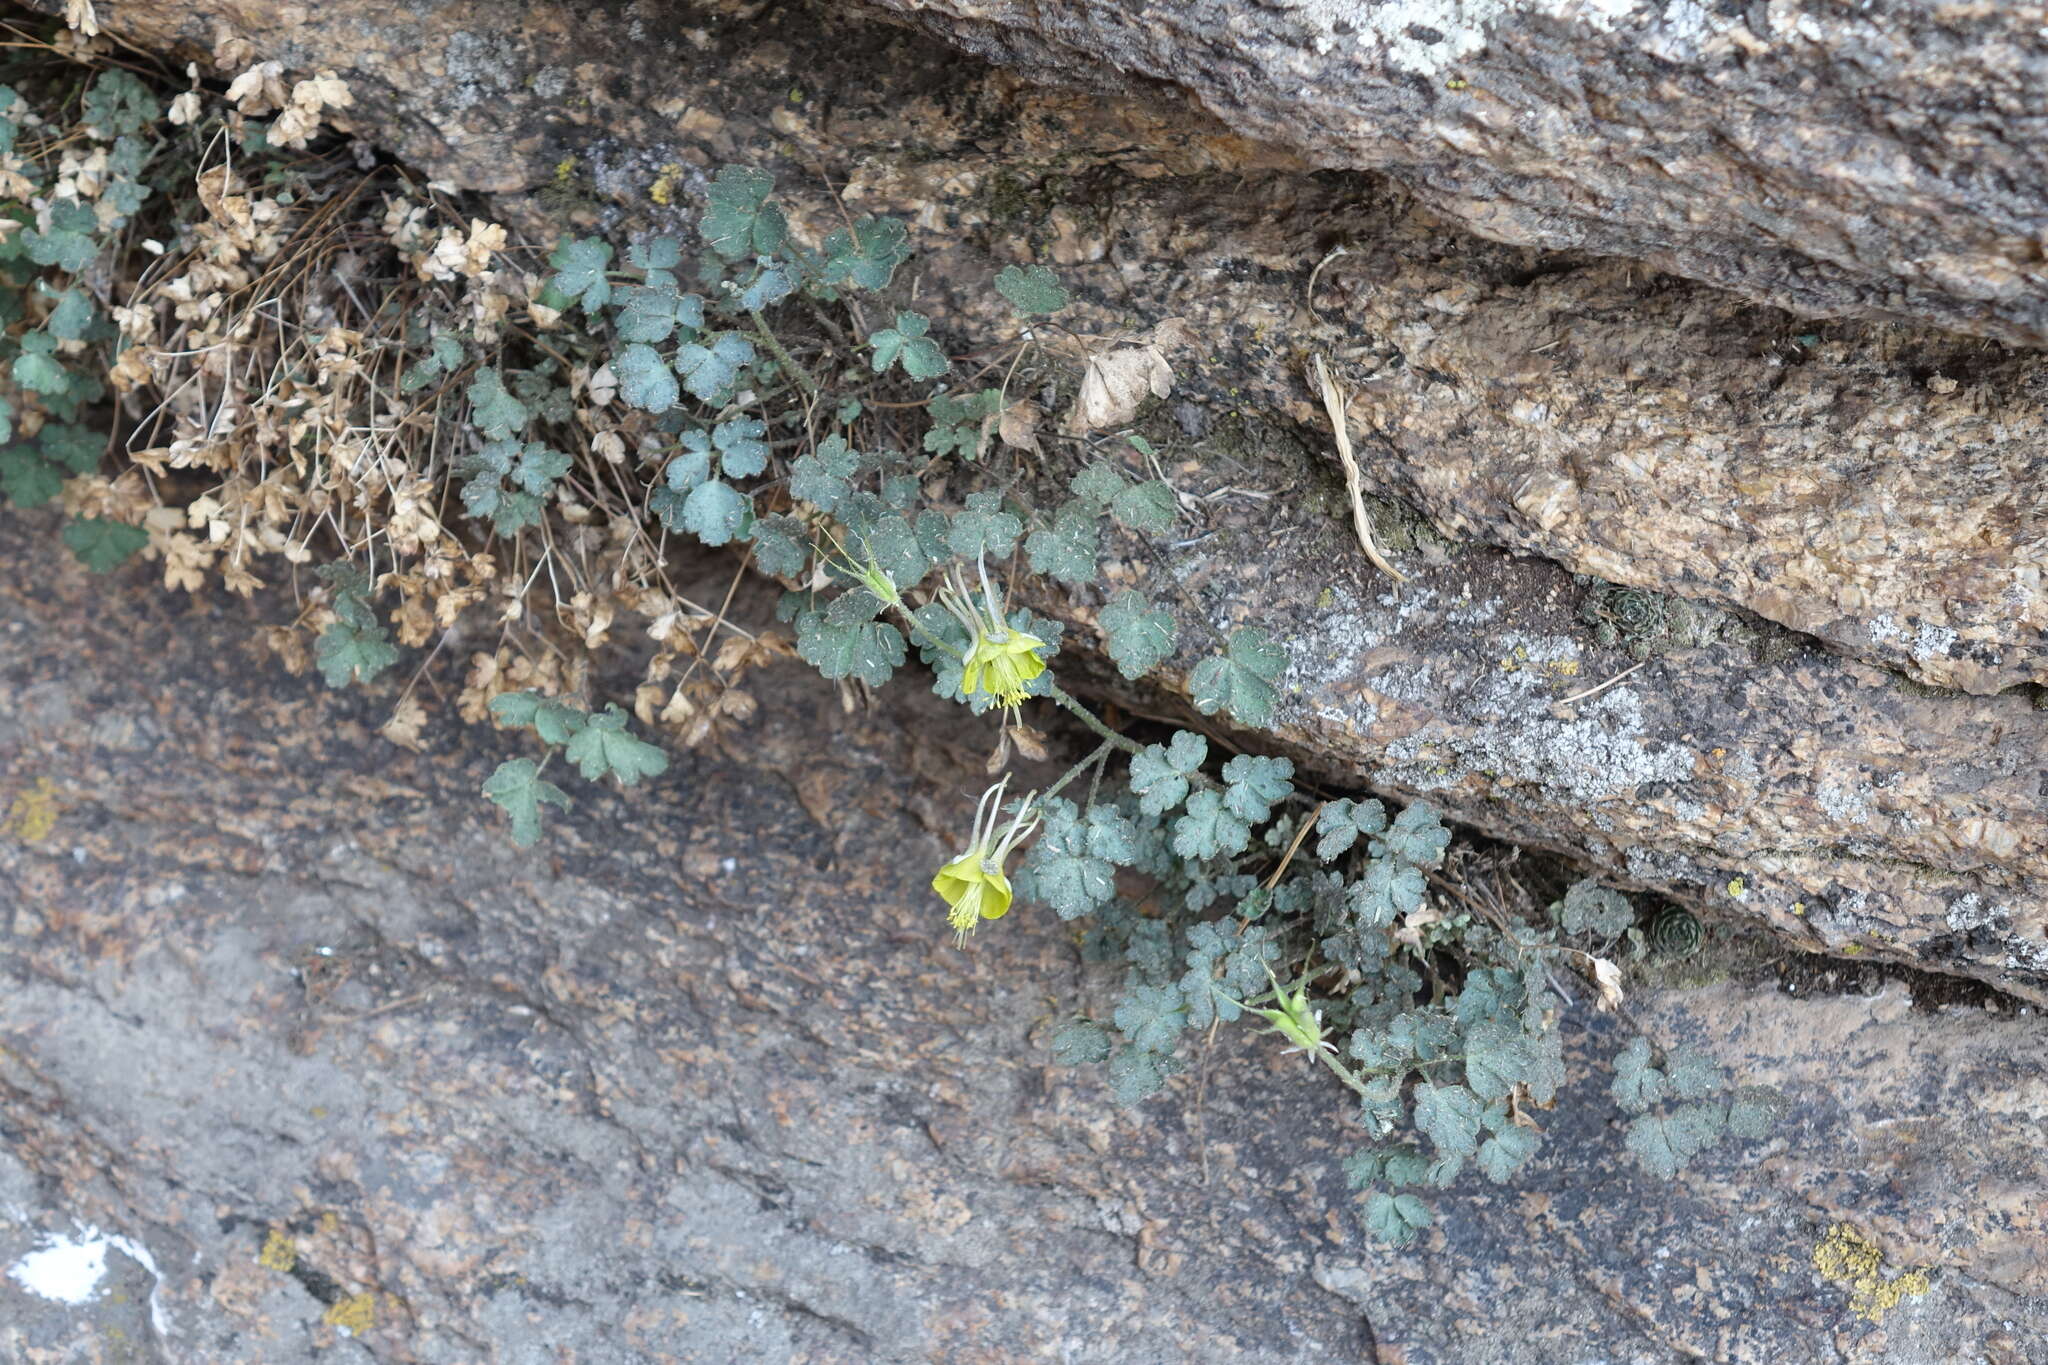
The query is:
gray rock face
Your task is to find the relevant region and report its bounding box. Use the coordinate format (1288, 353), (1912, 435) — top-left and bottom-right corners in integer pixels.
(3, 520), (2045, 1362)
(858, 0), (2048, 349)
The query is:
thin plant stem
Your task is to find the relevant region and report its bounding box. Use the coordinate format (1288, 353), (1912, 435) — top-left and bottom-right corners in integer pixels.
(1038, 739), (1114, 807)
(750, 307), (820, 398)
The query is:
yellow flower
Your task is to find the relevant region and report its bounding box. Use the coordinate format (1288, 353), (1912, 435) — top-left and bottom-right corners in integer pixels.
(936, 559), (1047, 709)
(961, 626), (1048, 706)
(932, 776), (1040, 943)
(932, 852), (1015, 939)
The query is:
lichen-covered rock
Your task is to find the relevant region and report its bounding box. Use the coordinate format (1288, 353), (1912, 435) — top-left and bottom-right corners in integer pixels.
(1062, 507), (2048, 1004)
(857, 0), (2048, 353)
(2, 518), (2044, 1362)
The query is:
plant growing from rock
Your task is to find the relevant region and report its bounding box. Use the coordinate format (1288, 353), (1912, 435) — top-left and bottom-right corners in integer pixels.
(0, 20), (1782, 1246)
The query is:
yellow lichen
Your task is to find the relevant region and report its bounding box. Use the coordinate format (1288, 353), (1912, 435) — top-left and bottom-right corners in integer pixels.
(257, 1229), (298, 1273)
(648, 162), (683, 206)
(323, 1292), (376, 1334)
(1812, 1223), (1930, 1323)
(2, 778), (59, 843)
(1726, 876), (1746, 898)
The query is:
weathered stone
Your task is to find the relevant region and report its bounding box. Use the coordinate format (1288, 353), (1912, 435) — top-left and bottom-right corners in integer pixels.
(1061, 506), (2048, 1005)
(34, 3), (2048, 990)
(3, 520), (2044, 1362)
(856, 0), (2048, 352)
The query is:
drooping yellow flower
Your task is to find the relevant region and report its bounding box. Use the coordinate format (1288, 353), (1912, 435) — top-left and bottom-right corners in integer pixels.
(932, 776), (1040, 943)
(961, 625), (1048, 707)
(932, 852), (1016, 939)
(936, 559), (1047, 709)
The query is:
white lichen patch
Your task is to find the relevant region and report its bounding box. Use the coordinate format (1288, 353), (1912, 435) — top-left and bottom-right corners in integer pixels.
(6, 1223), (170, 1335)
(1280, 589), (1389, 730)
(1282, 0), (1642, 77)
(1816, 779), (1873, 826)
(1377, 624), (1694, 805)
(1866, 613), (1959, 662)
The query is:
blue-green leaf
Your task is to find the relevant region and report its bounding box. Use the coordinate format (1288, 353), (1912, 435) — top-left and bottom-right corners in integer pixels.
(1109, 480), (1176, 535)
(1315, 798), (1389, 862)
(794, 607), (904, 686)
(315, 619), (400, 689)
(680, 479), (749, 546)
(1097, 589), (1175, 680)
(489, 691), (588, 746)
(994, 263), (1069, 315)
(1171, 789), (1250, 861)
(700, 166), (786, 260)
(1221, 754), (1293, 825)
(1128, 730), (1205, 817)
(820, 216), (910, 291)
(1024, 499), (1098, 586)
(868, 311), (947, 380)
(713, 416), (769, 478)
(548, 236), (615, 312)
(1362, 1191), (1433, 1246)
(564, 704), (669, 785)
(947, 489), (1021, 559)
(1411, 1082), (1483, 1159)
(1050, 1018), (1112, 1066)
(482, 758), (572, 847)
(1609, 1038), (1666, 1115)
(1373, 802), (1451, 869)
(674, 332), (755, 403)
(468, 367), (528, 441)
(613, 343), (678, 412)
(788, 435), (857, 512)
(61, 516), (147, 573)
(1112, 984), (1188, 1054)
(1189, 627), (1286, 727)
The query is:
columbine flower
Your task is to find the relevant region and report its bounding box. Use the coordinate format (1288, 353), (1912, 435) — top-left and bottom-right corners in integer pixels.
(1242, 967), (1333, 1057)
(931, 776), (1041, 943)
(935, 560), (1047, 708)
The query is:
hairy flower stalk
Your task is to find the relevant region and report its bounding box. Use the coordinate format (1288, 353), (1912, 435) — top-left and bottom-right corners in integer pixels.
(931, 775), (1041, 943)
(935, 560), (1047, 709)
(1241, 968), (1334, 1057)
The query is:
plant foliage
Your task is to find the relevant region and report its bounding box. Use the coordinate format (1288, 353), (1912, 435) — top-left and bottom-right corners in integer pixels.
(0, 27), (1783, 1248)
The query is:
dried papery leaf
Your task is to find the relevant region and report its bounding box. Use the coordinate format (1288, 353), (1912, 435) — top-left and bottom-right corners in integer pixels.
(224, 61), (287, 113)
(1589, 956), (1626, 1011)
(1065, 344), (1174, 435)
(998, 399), (1043, 455)
(1007, 724), (1050, 762)
(713, 635), (754, 675)
(381, 695), (429, 752)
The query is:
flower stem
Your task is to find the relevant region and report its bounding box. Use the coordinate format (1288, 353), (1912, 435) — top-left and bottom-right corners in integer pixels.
(750, 308), (820, 398)
(1038, 739), (1114, 807)
(1318, 1048), (1375, 1101)
(1041, 680), (1145, 758)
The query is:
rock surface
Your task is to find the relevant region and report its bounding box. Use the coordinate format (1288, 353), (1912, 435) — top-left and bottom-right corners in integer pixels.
(854, 0), (2048, 350)
(3, 515), (2046, 1363)
(31, 0), (2048, 996)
